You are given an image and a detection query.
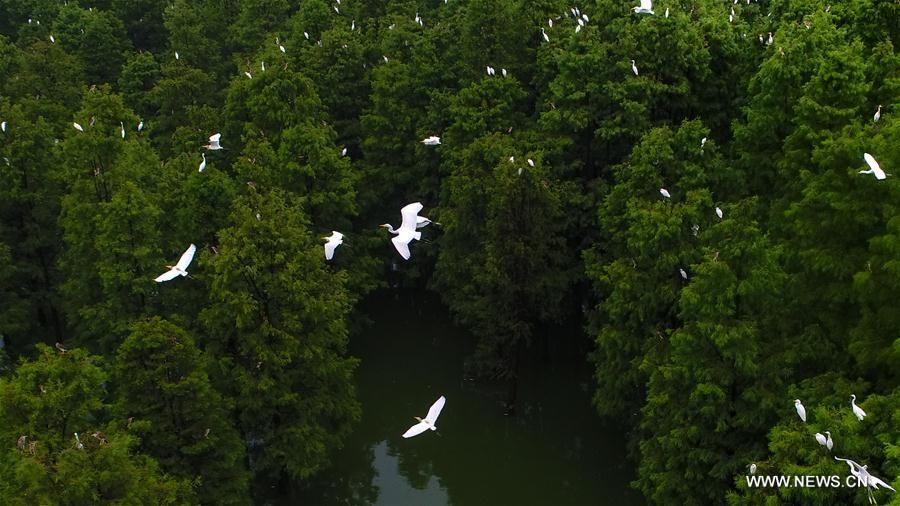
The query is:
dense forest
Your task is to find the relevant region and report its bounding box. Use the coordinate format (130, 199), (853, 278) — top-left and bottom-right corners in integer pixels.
(0, 0), (897, 504)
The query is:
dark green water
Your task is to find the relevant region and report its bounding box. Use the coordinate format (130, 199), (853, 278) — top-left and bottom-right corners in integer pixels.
(292, 291), (642, 506)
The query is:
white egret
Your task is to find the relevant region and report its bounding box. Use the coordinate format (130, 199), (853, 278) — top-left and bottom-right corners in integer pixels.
(665, 7), (669, 17)
(199, 153), (206, 172)
(244, 71), (252, 79)
(716, 207), (723, 219)
(486, 65), (495, 76)
(659, 188), (671, 198)
(633, 0), (655, 14)
(304, 31), (310, 39)
(527, 158), (535, 167)
(874, 105), (881, 123)
(582, 14), (589, 22)
(341, 147), (348, 157)
(137, 120), (144, 132)
(402, 395), (446, 438)
(50, 34), (55, 43)
(175, 51), (180, 60)
(380, 202), (424, 261)
(860, 153), (886, 180)
(631, 60), (639, 76)
(74, 432), (83, 450)
(835, 457), (896, 503)
(795, 399), (807, 422)
(1, 121), (6, 132)
(851, 394), (867, 421)
(701, 137), (707, 150)
(542, 28), (550, 42)
(205, 133), (223, 150)
(749, 463), (757, 475)
(815, 432), (828, 449)
(679, 268), (688, 280)
(501, 68), (507, 78)
(575, 24), (581, 33)
(120, 121), (125, 139)
(826, 431), (833, 451)
(422, 136), (441, 146)
(261, 61), (266, 72)
(279, 43), (286, 53)
(73, 122), (84, 132)
(548, 18), (553, 27)
(323, 231), (344, 261)
(154, 244), (197, 283)
(767, 32), (774, 45)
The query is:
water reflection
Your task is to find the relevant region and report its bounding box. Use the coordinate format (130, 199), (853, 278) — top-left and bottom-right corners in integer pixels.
(293, 291), (642, 506)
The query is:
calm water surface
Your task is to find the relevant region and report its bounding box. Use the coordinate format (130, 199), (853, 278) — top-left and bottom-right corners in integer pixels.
(291, 291), (641, 506)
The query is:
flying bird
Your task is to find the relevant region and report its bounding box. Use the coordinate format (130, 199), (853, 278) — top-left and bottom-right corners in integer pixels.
(851, 394), (867, 421)
(633, 0), (655, 14)
(422, 136), (441, 146)
(380, 202), (425, 260)
(199, 153), (206, 172)
(835, 457), (896, 503)
(205, 133), (223, 150)
(860, 153), (886, 180)
(154, 244), (197, 282)
(323, 231), (344, 261)
(402, 395), (446, 438)
(795, 399), (807, 422)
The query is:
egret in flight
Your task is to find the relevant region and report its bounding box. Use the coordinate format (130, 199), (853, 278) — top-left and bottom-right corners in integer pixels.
(323, 231), (344, 261)
(422, 136), (441, 145)
(633, 0), (655, 14)
(851, 395), (867, 421)
(205, 133), (223, 150)
(795, 399), (807, 422)
(403, 395), (446, 438)
(860, 153), (886, 180)
(155, 244), (197, 282)
(380, 202), (424, 260)
(199, 153), (206, 172)
(835, 457), (895, 503)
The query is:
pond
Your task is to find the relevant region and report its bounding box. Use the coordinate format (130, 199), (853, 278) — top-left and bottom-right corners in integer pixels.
(286, 290), (642, 506)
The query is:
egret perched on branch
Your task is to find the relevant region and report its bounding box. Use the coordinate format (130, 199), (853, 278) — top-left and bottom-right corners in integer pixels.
(1, 121), (6, 132)
(815, 431), (832, 451)
(205, 133), (223, 150)
(137, 120), (144, 132)
(631, 60), (639, 75)
(198, 153), (206, 172)
(120, 122), (125, 139)
(422, 136), (441, 146)
(380, 202), (424, 260)
(659, 188), (671, 198)
(403, 395), (446, 438)
(749, 463), (757, 475)
(795, 399), (807, 422)
(716, 207), (723, 219)
(851, 395), (867, 421)
(874, 105), (881, 123)
(541, 28), (549, 42)
(73, 122), (84, 132)
(323, 231), (344, 261)
(860, 153), (886, 180)
(633, 0), (655, 14)
(155, 244), (197, 282)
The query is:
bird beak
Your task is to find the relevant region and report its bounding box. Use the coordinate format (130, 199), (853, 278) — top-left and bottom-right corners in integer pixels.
(379, 224), (388, 228)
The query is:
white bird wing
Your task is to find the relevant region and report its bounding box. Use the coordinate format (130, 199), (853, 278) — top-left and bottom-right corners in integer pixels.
(399, 202), (424, 231)
(209, 133), (221, 143)
(402, 421), (430, 439)
(641, 0), (653, 9)
(425, 396), (446, 424)
(175, 244), (197, 271)
(324, 241), (339, 260)
(154, 269), (180, 282)
(869, 474), (896, 491)
(392, 235), (412, 260)
(864, 153), (880, 172)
